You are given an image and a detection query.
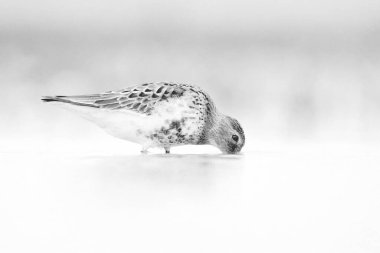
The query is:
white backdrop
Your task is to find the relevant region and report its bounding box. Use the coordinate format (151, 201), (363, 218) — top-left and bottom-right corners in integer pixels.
(0, 0), (380, 252)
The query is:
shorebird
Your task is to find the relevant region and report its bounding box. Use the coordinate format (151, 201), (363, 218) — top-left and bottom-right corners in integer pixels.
(42, 82), (245, 154)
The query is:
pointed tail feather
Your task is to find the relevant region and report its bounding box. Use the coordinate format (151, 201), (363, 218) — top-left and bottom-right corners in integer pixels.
(41, 96), (99, 108)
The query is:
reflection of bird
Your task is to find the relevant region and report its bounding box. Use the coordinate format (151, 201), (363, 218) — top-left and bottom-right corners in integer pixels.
(42, 82), (245, 154)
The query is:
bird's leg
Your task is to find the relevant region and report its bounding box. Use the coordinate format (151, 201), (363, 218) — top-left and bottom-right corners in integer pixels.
(164, 147), (170, 154)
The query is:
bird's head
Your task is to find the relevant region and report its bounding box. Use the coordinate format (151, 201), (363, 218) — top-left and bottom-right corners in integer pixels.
(209, 115), (245, 154)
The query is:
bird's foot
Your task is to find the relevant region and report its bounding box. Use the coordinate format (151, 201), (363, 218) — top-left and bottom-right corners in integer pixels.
(164, 147), (170, 154)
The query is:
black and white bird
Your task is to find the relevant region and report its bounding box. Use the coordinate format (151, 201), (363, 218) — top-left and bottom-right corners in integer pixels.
(42, 82), (245, 154)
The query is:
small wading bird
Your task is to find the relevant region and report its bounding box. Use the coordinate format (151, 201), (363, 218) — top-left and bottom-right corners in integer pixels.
(42, 82), (245, 154)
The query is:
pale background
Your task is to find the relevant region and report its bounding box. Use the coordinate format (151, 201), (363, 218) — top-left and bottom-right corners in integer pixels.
(0, 0), (380, 252)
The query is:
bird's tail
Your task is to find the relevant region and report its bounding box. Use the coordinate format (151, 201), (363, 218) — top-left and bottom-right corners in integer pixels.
(41, 96), (66, 103)
(41, 96), (100, 108)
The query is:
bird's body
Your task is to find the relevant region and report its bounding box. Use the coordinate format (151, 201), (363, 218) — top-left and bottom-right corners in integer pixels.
(42, 82), (245, 154)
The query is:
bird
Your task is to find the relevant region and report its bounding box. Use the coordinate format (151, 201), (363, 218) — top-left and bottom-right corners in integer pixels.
(42, 82), (245, 154)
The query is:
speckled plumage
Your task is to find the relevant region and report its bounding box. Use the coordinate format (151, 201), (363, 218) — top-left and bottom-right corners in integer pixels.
(42, 82), (245, 154)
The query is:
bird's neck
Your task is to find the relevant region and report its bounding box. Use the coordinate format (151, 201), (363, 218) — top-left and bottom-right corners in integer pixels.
(211, 111), (229, 138)
(201, 111), (226, 146)
(196, 98), (220, 145)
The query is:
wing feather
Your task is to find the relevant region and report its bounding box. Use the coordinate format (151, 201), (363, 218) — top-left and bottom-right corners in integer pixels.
(42, 82), (187, 115)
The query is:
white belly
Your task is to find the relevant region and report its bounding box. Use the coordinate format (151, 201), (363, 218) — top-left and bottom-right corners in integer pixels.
(58, 97), (201, 147)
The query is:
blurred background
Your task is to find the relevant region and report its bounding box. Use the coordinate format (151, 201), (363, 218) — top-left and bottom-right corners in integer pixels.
(1, 0), (380, 147)
(1, 1), (380, 253)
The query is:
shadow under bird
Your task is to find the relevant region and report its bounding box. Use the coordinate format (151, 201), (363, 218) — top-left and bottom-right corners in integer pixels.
(42, 82), (245, 154)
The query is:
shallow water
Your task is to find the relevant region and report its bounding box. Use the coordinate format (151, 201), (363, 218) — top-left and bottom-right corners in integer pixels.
(1, 143), (379, 253)
(1, 2), (379, 251)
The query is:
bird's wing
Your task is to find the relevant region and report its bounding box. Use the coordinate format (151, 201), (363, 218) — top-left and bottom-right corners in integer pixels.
(42, 82), (187, 115)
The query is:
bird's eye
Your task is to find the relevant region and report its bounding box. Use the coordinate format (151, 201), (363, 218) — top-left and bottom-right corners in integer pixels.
(232, 135), (239, 142)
